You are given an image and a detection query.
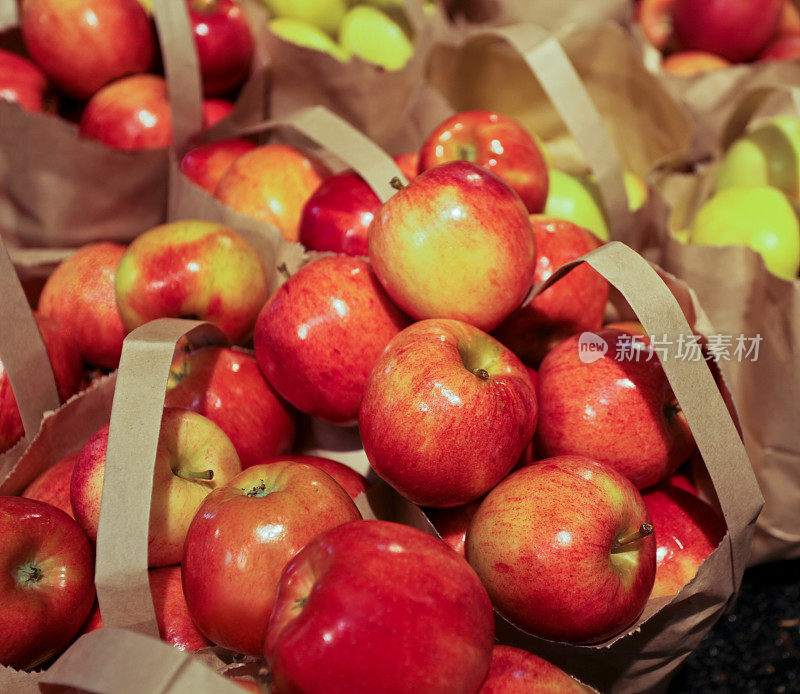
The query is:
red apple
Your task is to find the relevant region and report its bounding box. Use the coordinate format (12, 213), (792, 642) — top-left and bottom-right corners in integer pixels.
(266, 520), (495, 694)
(759, 34), (800, 61)
(70, 408), (242, 567)
(299, 171), (381, 256)
(20, 0), (155, 100)
(253, 256), (408, 425)
(479, 646), (588, 693)
(493, 216), (608, 367)
(114, 220), (268, 345)
(467, 456), (656, 643)
(636, 0), (676, 50)
(671, 0), (783, 62)
(37, 241), (127, 370)
(427, 499), (482, 557)
(777, 0), (800, 36)
(0, 496), (95, 669)
(0, 314), (83, 455)
(182, 461), (361, 656)
(215, 143), (331, 242)
(360, 318), (538, 507)
(369, 161), (536, 332)
(164, 345), (296, 468)
(535, 329), (696, 489)
(188, 0), (254, 97)
(180, 138), (256, 194)
(80, 566), (212, 652)
(202, 97), (235, 127)
(393, 151), (419, 181)
(667, 466), (697, 495)
(418, 111), (549, 213)
(21, 453), (78, 518)
(259, 455), (369, 500)
(662, 51), (731, 76)
(643, 485), (726, 599)
(0, 48), (49, 113)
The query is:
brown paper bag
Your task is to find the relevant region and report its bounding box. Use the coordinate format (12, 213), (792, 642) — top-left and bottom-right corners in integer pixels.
(0, 0), (268, 248)
(652, 84), (800, 565)
(443, 0), (630, 30)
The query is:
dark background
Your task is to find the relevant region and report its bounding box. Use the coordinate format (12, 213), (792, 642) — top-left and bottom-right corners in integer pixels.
(667, 559), (800, 693)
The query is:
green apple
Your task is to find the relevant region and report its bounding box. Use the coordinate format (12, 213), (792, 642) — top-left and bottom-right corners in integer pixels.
(261, 0), (347, 36)
(671, 228), (691, 244)
(269, 18), (352, 62)
(689, 186), (800, 280)
(544, 171), (611, 241)
(716, 117), (800, 201)
(339, 6), (413, 71)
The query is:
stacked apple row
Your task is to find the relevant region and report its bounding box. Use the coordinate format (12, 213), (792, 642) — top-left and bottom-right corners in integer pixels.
(635, 0), (800, 75)
(1, 109), (726, 692)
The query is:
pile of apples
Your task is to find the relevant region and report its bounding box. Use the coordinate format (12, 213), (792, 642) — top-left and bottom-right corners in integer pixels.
(675, 115), (800, 281)
(0, 0), (255, 150)
(635, 0), (800, 76)
(0, 108), (728, 692)
(262, 0), (433, 71)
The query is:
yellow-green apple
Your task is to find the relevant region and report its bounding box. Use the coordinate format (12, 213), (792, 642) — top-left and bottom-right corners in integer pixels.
(37, 241), (127, 370)
(253, 256), (408, 425)
(80, 566), (212, 652)
(0, 314), (82, 455)
(688, 186), (800, 280)
(261, 0), (347, 35)
(426, 499), (482, 557)
(70, 408), (241, 567)
(467, 455), (656, 643)
(671, 0), (782, 62)
(265, 520), (495, 694)
(189, 0), (254, 97)
(419, 111), (549, 214)
(369, 161), (535, 331)
(636, 0), (676, 50)
(114, 220), (268, 344)
(164, 346), (296, 468)
(339, 6), (413, 71)
(180, 138), (256, 194)
(19, 0), (155, 100)
(535, 329), (696, 489)
(0, 48), (49, 113)
(643, 485), (725, 599)
(479, 645), (589, 693)
(269, 18), (352, 62)
(21, 453), (78, 519)
(0, 496), (95, 669)
(181, 461), (361, 655)
(662, 50), (731, 75)
(759, 34), (800, 60)
(215, 143), (331, 242)
(359, 318), (538, 507)
(259, 455), (369, 499)
(716, 117), (800, 201)
(493, 216), (608, 367)
(544, 170), (611, 242)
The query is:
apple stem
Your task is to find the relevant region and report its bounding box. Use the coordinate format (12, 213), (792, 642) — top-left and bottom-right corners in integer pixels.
(473, 368), (490, 380)
(277, 262), (292, 281)
(177, 469), (214, 481)
(390, 176), (406, 191)
(665, 403), (682, 418)
(611, 523), (654, 551)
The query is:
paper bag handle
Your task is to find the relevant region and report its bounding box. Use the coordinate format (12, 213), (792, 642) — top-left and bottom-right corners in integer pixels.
(94, 319), (227, 637)
(472, 25), (635, 244)
(721, 84), (800, 149)
(0, 237), (60, 480)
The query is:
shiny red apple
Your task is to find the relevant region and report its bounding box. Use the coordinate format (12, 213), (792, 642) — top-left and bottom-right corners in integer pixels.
(0, 48), (49, 113)
(164, 345), (296, 469)
(266, 520), (495, 694)
(254, 256), (408, 425)
(21, 453), (78, 519)
(466, 456), (656, 644)
(180, 138), (256, 194)
(259, 455), (369, 500)
(360, 318), (538, 507)
(369, 161), (536, 332)
(418, 111), (549, 213)
(20, 0), (155, 100)
(202, 97), (234, 127)
(426, 499), (482, 557)
(759, 34), (800, 61)
(479, 645), (588, 693)
(535, 329), (696, 489)
(493, 216), (608, 366)
(0, 497), (95, 669)
(182, 461), (361, 656)
(37, 241), (127, 370)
